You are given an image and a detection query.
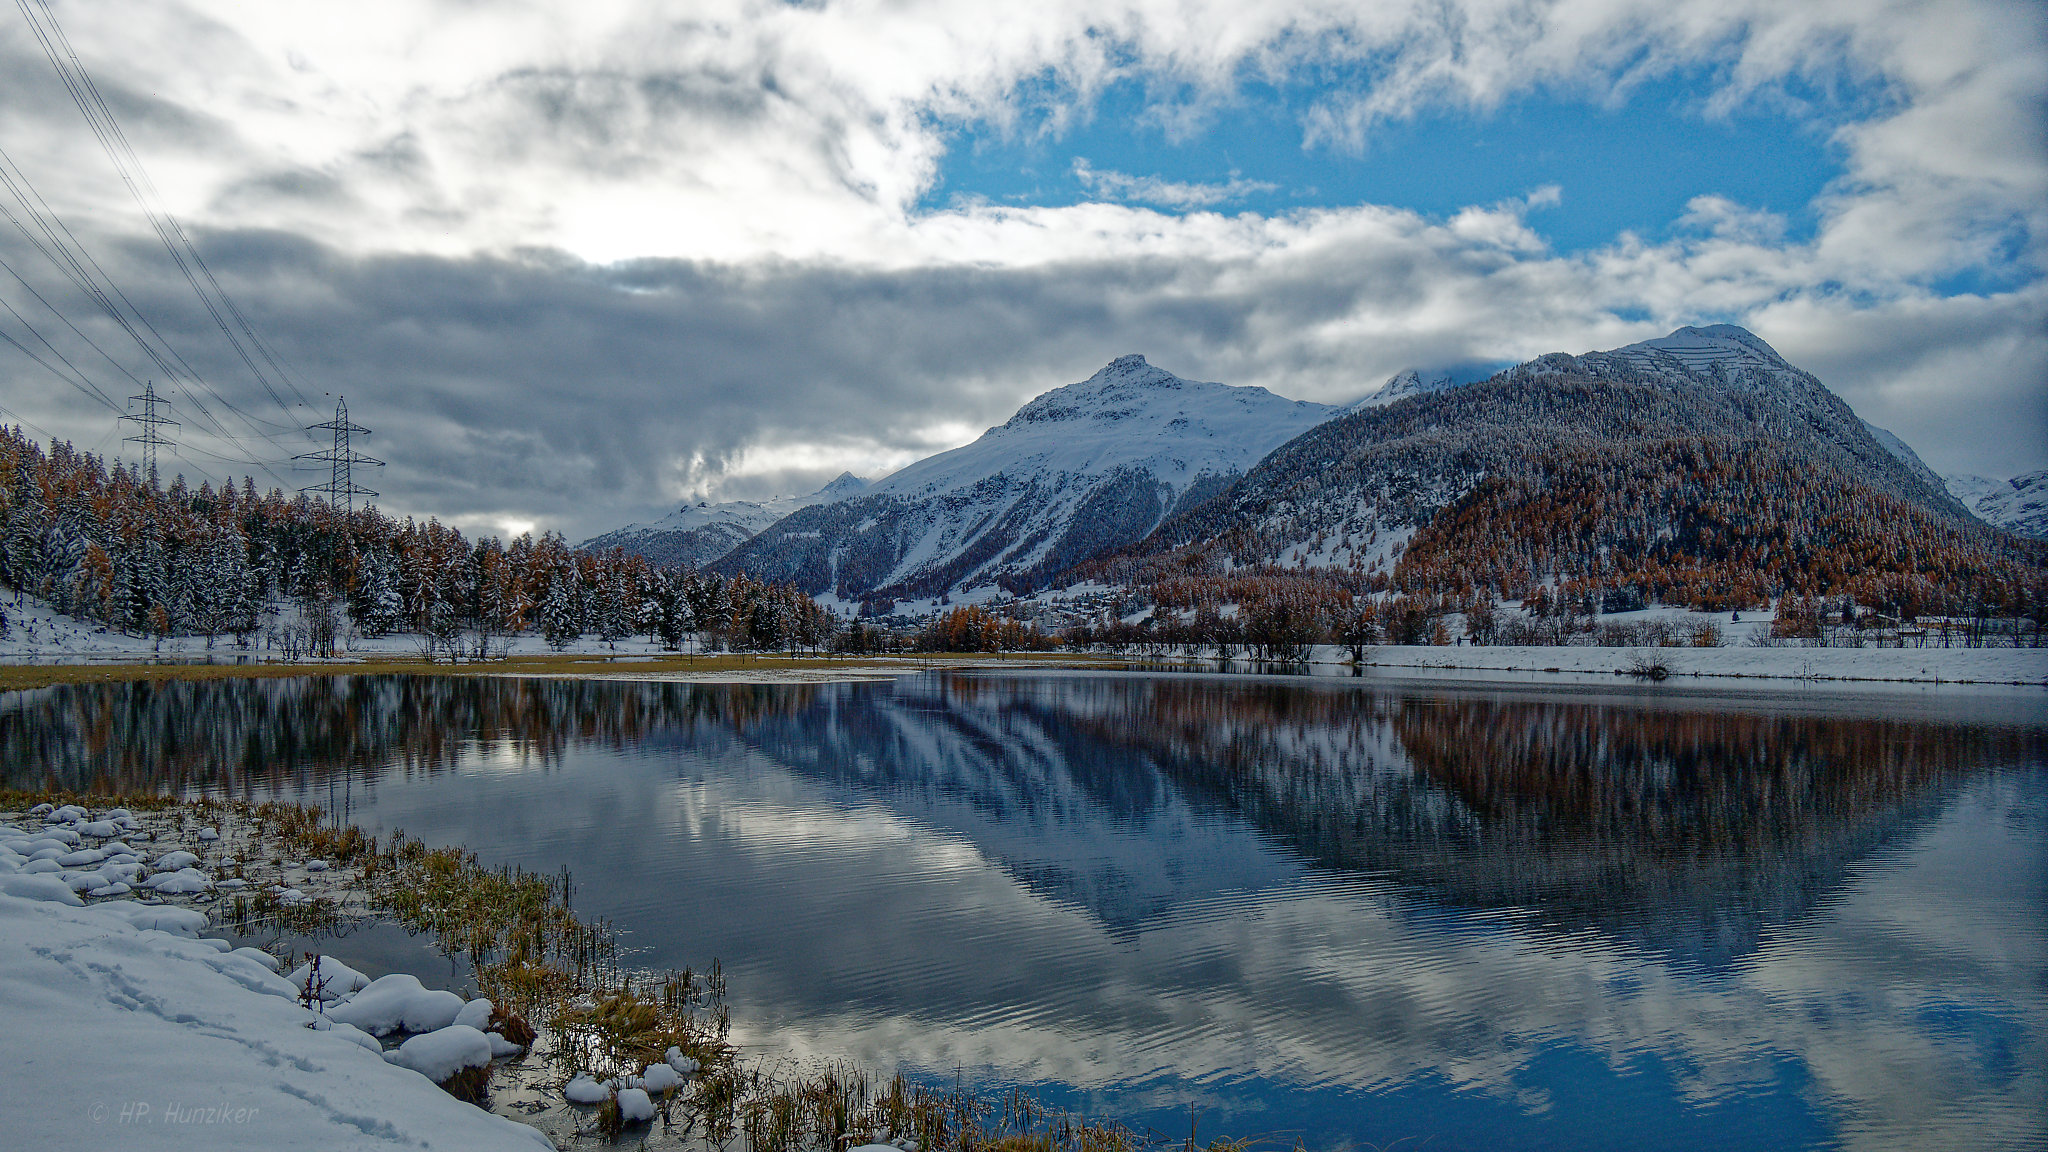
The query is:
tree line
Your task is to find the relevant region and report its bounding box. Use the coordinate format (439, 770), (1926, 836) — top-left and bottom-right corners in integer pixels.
(0, 428), (843, 655)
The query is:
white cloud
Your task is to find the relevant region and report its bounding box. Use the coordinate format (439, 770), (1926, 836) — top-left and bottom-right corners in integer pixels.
(1070, 158), (1279, 208)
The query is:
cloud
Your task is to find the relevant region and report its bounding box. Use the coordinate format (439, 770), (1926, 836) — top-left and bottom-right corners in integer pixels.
(0, 0), (2040, 539)
(1070, 158), (1279, 209)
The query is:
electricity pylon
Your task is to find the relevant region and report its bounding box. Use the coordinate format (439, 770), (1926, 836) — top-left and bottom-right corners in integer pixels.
(297, 397), (383, 513)
(120, 381), (177, 487)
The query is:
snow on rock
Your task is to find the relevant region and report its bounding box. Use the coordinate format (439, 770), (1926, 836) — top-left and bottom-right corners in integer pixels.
(385, 1024), (494, 1083)
(616, 1086), (656, 1123)
(487, 1030), (527, 1057)
(143, 868), (212, 895)
(323, 973), (466, 1036)
(0, 885), (553, 1151)
(667, 1046), (701, 1074)
(454, 996), (494, 1030)
(564, 1073), (610, 1104)
(0, 873), (83, 905)
(287, 956), (373, 1002)
(638, 1061), (683, 1093)
(153, 850), (200, 869)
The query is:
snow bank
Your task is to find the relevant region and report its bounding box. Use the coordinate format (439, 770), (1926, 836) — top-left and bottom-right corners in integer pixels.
(0, 885), (552, 1151)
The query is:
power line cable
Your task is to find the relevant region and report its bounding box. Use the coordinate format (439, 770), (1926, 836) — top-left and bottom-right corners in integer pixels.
(0, 146), (302, 477)
(20, 0), (315, 422)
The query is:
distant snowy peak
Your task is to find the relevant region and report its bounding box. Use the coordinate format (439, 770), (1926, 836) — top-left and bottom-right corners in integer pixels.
(1347, 369), (1464, 412)
(1945, 470), (2048, 539)
(871, 355), (1338, 499)
(610, 472), (866, 538)
(578, 472), (868, 566)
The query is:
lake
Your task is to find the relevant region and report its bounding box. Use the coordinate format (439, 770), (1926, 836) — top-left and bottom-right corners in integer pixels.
(4, 670), (2043, 1150)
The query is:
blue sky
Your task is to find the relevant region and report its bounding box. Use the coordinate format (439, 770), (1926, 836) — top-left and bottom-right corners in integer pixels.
(931, 70), (1847, 257)
(0, 0), (2042, 537)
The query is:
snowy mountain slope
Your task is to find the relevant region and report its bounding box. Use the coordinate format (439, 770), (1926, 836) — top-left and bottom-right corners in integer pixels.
(1130, 325), (1989, 578)
(1945, 471), (2048, 539)
(580, 472), (868, 567)
(1862, 420), (1950, 498)
(714, 356), (1340, 600)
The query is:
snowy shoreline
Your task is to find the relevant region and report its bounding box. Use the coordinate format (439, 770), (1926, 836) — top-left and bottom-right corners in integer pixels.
(0, 802), (554, 1152)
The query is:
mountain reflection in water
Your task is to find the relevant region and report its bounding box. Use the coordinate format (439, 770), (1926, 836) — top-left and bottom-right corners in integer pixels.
(3, 673), (2042, 1151)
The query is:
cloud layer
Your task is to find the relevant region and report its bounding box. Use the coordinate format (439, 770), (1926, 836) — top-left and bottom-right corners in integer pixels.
(0, 0), (2040, 539)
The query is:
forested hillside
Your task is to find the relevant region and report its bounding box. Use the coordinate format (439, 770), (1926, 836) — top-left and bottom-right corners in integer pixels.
(0, 427), (835, 653)
(1111, 330), (2041, 617)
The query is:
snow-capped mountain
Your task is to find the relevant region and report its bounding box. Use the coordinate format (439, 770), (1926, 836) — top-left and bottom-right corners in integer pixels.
(1136, 325), (1989, 580)
(580, 472), (868, 567)
(1945, 471), (2048, 539)
(1344, 368), (1466, 412)
(714, 355), (1341, 601)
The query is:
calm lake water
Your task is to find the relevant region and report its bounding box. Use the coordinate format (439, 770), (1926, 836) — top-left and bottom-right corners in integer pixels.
(6, 671), (2045, 1150)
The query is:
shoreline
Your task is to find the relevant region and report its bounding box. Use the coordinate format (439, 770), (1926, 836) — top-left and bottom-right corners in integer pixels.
(0, 644), (2039, 692)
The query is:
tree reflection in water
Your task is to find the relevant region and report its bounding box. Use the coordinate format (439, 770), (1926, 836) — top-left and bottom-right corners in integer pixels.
(3, 673), (2035, 967)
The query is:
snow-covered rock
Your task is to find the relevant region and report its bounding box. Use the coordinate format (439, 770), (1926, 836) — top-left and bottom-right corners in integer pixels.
(564, 1073), (610, 1104)
(638, 1061), (684, 1093)
(144, 867), (212, 895)
(323, 973), (466, 1036)
(0, 872), (82, 905)
(615, 1086), (656, 1123)
(385, 1024), (494, 1083)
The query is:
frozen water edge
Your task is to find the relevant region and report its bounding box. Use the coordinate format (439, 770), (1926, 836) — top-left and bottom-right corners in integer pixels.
(0, 882), (552, 1150)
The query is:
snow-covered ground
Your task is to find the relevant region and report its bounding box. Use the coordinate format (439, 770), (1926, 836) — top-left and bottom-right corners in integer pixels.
(0, 813), (552, 1151)
(1344, 642), (2045, 686)
(0, 590), (720, 664)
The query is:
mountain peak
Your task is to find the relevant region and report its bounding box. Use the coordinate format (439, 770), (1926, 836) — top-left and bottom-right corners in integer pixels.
(816, 471), (868, 498)
(1611, 324), (1789, 371)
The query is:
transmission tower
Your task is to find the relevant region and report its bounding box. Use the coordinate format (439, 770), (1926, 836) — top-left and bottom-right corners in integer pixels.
(297, 397), (383, 514)
(120, 381), (178, 486)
